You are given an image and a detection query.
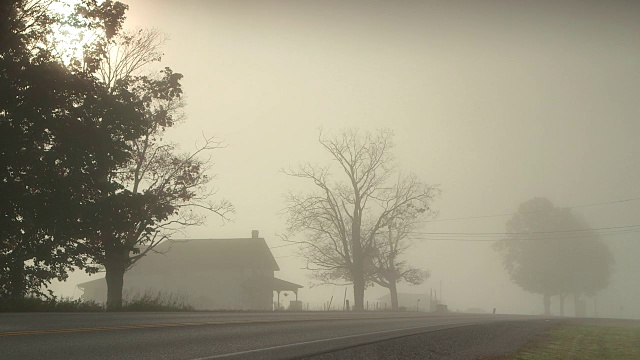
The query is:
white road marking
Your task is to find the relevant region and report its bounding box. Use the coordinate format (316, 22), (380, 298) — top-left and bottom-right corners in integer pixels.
(192, 323), (474, 359)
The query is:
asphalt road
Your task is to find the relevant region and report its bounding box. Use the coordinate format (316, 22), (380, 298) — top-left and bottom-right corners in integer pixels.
(0, 311), (555, 360)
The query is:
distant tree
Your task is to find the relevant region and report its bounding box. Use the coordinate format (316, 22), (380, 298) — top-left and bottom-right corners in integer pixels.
(283, 129), (438, 311)
(0, 0), (138, 298)
(367, 202), (433, 311)
(493, 197), (614, 316)
(558, 218), (613, 316)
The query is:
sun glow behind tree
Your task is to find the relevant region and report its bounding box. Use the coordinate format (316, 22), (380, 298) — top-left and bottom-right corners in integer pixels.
(46, 0), (104, 66)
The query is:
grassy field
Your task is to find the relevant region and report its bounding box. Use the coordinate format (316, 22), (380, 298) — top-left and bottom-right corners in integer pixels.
(514, 320), (640, 360)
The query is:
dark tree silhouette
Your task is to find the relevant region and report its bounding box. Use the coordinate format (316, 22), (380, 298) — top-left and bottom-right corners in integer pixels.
(78, 19), (234, 311)
(1, 2), (233, 309)
(0, 0), (136, 299)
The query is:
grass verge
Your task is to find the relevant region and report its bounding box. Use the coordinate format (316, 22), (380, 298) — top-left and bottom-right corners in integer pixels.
(513, 321), (640, 360)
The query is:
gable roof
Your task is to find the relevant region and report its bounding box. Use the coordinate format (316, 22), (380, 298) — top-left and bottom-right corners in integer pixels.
(127, 237), (280, 273)
(147, 237), (280, 271)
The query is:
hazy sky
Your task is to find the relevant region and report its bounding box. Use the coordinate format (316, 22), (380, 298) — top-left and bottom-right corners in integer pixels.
(54, 0), (640, 315)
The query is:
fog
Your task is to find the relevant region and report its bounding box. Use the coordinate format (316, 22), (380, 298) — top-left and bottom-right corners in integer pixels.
(50, 0), (640, 318)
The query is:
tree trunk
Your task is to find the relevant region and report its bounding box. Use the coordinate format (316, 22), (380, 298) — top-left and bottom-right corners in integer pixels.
(543, 293), (551, 316)
(8, 259), (26, 300)
(352, 266), (365, 311)
(573, 292), (581, 317)
(559, 294), (565, 316)
(105, 248), (129, 311)
(351, 216), (365, 311)
(389, 281), (399, 311)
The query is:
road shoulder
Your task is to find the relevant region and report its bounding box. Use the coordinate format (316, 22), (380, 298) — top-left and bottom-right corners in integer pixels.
(299, 319), (561, 360)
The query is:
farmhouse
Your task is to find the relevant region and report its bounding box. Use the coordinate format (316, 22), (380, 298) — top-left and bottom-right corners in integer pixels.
(77, 231), (302, 310)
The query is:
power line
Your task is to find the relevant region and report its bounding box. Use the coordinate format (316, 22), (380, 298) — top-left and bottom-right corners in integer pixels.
(274, 254), (298, 259)
(402, 224), (640, 236)
(272, 225), (640, 248)
(269, 197), (640, 248)
(416, 196), (640, 223)
(408, 229), (640, 242)
(270, 241), (304, 250)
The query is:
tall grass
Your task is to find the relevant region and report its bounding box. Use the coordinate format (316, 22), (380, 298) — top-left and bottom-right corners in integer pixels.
(0, 296), (104, 312)
(121, 289), (194, 311)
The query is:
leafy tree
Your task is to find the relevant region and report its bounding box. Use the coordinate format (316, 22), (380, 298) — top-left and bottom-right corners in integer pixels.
(283, 129), (438, 311)
(493, 197), (614, 316)
(0, 1), (232, 311)
(556, 217), (613, 316)
(0, 0), (138, 299)
(76, 26), (233, 310)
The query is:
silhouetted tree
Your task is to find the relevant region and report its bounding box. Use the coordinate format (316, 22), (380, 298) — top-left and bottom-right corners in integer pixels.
(0, 0), (137, 299)
(493, 197), (614, 316)
(78, 25), (233, 311)
(1, 2), (232, 308)
(283, 129), (438, 311)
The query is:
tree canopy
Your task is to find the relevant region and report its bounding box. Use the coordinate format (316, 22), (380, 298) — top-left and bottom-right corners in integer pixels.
(493, 197), (614, 315)
(1, 1), (232, 307)
(0, 0), (139, 298)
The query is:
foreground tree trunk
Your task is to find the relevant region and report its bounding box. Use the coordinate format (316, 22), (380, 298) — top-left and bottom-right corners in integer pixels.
(7, 259), (26, 300)
(543, 293), (551, 315)
(104, 248), (130, 311)
(389, 281), (399, 311)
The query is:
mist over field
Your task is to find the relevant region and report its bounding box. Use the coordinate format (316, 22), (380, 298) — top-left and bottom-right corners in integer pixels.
(5, 0), (639, 318)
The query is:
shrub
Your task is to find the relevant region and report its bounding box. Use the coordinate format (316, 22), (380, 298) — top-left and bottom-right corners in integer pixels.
(0, 296), (104, 312)
(121, 289), (194, 311)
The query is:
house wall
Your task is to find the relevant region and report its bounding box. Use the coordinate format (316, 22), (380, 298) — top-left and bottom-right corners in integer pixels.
(81, 268), (275, 310)
(80, 281), (107, 304)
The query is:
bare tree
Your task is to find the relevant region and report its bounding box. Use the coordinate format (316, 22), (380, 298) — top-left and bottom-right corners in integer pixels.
(98, 28), (166, 90)
(367, 197), (435, 311)
(283, 129), (439, 311)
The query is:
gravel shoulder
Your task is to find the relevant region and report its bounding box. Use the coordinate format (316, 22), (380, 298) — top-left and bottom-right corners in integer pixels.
(299, 319), (563, 360)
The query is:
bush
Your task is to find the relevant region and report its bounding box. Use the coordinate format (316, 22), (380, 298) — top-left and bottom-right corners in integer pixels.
(0, 290), (196, 312)
(0, 296), (104, 312)
(121, 289), (194, 311)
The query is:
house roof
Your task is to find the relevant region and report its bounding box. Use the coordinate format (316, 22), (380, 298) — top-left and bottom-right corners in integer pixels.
(271, 277), (303, 291)
(77, 277), (104, 289)
(142, 237), (281, 272)
(78, 276), (303, 291)
(242, 277), (304, 292)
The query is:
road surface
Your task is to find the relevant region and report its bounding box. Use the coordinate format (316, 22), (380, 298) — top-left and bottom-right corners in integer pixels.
(0, 311), (557, 359)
